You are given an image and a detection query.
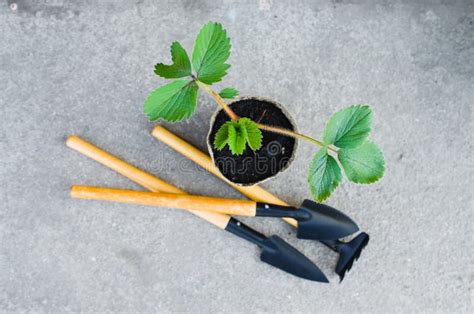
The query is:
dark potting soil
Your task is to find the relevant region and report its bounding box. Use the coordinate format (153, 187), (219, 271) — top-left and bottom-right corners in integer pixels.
(209, 98), (296, 185)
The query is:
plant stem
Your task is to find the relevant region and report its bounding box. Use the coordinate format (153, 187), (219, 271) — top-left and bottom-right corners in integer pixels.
(196, 80), (337, 152)
(256, 123), (337, 152)
(195, 80), (239, 121)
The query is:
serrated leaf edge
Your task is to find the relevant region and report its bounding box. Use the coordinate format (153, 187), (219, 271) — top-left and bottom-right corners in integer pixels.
(323, 104), (373, 148)
(337, 140), (386, 184)
(307, 147), (342, 202)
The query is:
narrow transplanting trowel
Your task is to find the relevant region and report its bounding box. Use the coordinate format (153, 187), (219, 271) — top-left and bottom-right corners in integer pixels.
(224, 218), (329, 282)
(67, 136), (328, 282)
(70, 186), (359, 241)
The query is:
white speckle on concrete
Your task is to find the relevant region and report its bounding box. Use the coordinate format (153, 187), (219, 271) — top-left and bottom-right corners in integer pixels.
(259, 0), (273, 11)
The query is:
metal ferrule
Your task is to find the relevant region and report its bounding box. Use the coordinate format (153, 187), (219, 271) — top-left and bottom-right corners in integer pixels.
(255, 203), (311, 220)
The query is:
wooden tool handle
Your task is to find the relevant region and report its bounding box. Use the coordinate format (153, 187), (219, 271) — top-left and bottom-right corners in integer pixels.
(66, 135), (231, 229)
(151, 126), (297, 227)
(71, 186), (257, 216)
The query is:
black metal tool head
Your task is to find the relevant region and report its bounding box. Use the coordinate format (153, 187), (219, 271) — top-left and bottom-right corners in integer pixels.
(334, 232), (370, 281)
(296, 200), (359, 240)
(260, 235), (329, 283)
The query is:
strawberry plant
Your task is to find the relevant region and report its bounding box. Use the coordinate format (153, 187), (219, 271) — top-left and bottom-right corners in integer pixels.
(144, 22), (385, 202)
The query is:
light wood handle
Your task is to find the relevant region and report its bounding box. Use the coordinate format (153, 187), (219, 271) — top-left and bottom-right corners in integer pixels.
(151, 125), (297, 227)
(71, 186), (257, 216)
(66, 135), (231, 229)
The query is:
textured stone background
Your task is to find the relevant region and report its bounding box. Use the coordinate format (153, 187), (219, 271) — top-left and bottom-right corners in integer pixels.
(1, 0), (473, 312)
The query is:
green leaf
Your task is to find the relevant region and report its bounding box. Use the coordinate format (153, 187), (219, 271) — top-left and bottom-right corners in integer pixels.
(338, 141), (385, 184)
(143, 80), (198, 122)
(226, 122), (246, 155)
(227, 122), (237, 147)
(219, 87), (239, 99)
(154, 42), (192, 79)
(323, 105), (373, 148)
(214, 123), (230, 150)
(192, 22), (231, 84)
(239, 118), (262, 151)
(233, 124), (247, 155)
(212, 118), (262, 155)
(307, 147), (342, 202)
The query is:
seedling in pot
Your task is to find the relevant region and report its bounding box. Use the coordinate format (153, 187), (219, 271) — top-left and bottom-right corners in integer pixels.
(208, 97), (297, 186)
(144, 22), (385, 202)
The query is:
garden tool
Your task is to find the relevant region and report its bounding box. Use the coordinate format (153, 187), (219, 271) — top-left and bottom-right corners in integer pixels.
(71, 185), (358, 241)
(66, 135), (328, 282)
(151, 125), (370, 281)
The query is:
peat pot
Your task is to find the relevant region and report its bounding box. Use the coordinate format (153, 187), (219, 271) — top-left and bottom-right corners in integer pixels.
(207, 97), (298, 186)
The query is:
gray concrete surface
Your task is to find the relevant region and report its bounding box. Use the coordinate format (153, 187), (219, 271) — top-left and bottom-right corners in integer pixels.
(1, 0), (473, 312)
